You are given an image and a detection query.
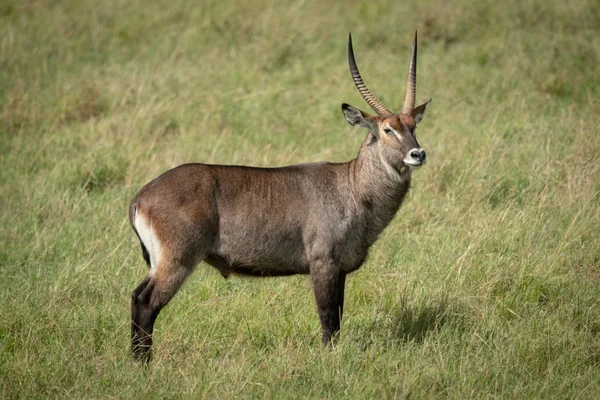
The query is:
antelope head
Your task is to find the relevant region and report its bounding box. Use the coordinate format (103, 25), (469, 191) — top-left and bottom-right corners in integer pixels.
(342, 32), (431, 177)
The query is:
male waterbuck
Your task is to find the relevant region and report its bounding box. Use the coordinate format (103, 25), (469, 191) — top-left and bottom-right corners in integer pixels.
(130, 32), (431, 362)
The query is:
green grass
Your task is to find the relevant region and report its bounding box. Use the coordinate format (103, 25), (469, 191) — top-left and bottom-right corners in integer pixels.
(1, 0), (599, 398)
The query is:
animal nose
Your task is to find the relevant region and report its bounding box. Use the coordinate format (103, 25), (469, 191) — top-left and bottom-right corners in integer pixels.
(410, 149), (426, 163)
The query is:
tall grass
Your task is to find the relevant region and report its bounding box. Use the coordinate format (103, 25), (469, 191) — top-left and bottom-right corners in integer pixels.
(1, 0), (599, 398)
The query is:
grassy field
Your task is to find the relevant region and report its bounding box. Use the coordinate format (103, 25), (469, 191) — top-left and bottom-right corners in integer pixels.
(1, 0), (599, 397)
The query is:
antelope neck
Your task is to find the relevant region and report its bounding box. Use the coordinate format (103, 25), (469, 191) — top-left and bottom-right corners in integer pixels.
(349, 136), (412, 215)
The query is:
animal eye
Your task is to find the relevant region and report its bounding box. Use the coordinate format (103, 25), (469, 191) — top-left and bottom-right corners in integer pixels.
(383, 128), (393, 135)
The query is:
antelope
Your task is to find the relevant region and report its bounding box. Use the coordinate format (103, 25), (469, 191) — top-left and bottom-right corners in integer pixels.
(130, 32), (431, 362)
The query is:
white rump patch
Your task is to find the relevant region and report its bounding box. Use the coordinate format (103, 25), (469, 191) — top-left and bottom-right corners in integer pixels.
(134, 208), (162, 275)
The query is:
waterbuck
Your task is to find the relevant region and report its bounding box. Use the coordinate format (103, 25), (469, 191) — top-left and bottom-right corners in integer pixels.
(130, 32), (431, 362)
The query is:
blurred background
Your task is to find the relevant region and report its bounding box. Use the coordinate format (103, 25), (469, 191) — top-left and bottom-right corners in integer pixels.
(1, 0), (599, 397)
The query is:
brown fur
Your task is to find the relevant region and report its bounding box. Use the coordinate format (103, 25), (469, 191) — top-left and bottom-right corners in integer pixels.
(129, 40), (431, 363)
(129, 110), (429, 361)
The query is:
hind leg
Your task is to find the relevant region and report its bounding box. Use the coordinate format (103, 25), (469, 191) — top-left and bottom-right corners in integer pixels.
(131, 261), (195, 363)
(131, 275), (152, 360)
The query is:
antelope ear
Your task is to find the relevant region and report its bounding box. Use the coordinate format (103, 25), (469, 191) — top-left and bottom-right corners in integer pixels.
(342, 103), (377, 135)
(412, 98), (431, 124)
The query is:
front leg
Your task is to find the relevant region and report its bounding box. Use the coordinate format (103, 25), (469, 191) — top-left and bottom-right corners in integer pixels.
(310, 262), (346, 345)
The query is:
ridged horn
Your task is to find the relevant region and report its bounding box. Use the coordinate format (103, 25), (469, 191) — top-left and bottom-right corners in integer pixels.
(347, 33), (392, 117)
(401, 31), (418, 114)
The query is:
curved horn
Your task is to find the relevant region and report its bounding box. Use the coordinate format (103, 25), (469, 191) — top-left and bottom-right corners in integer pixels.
(401, 31), (417, 114)
(348, 33), (392, 117)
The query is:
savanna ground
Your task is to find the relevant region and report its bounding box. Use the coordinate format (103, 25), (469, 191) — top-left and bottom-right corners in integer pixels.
(1, 0), (599, 398)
